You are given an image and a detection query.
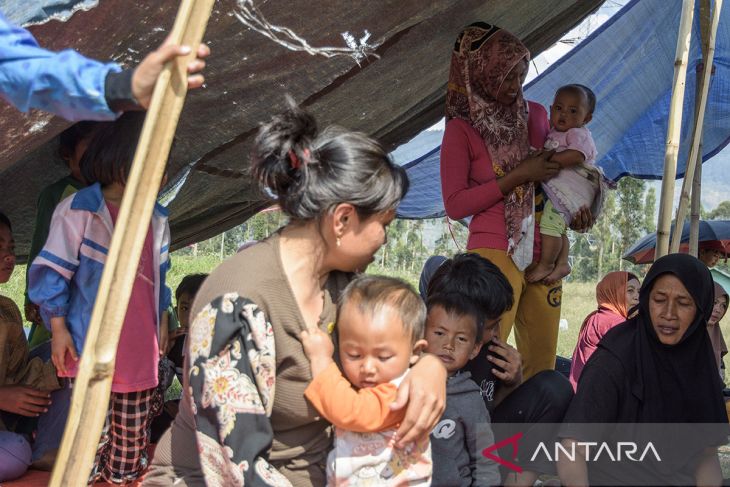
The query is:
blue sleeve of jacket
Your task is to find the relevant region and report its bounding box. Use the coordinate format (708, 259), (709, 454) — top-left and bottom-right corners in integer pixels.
(28, 263), (73, 328)
(159, 220), (172, 318)
(0, 12), (120, 121)
(160, 259), (172, 317)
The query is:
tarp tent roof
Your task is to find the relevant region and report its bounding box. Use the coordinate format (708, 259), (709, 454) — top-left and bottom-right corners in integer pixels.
(397, 0), (730, 219)
(0, 0), (602, 258)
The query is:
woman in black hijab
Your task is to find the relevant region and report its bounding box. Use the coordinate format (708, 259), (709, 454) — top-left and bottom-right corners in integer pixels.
(558, 253), (729, 486)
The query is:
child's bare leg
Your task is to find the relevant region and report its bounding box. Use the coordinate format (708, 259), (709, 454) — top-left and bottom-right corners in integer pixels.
(526, 234), (561, 283)
(544, 234), (571, 284)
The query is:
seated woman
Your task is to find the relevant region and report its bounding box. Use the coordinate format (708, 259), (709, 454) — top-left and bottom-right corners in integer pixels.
(144, 102), (446, 487)
(559, 254), (729, 486)
(568, 271), (640, 390)
(0, 212), (59, 481)
(708, 282), (728, 379)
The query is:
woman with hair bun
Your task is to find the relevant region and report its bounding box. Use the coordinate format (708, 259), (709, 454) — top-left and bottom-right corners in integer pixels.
(144, 101), (447, 487)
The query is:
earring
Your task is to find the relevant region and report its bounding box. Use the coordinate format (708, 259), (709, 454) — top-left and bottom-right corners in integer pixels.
(336, 236), (342, 247)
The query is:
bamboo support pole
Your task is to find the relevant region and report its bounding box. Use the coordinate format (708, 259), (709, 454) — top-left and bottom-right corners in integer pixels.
(671, 0), (722, 253)
(691, 0), (714, 255)
(49, 1), (215, 484)
(656, 0), (696, 259)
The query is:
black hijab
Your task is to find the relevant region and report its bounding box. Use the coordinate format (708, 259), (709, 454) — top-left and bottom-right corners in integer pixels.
(599, 253), (727, 424)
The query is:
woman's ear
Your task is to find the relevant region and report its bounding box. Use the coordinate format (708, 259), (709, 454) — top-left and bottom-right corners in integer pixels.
(331, 203), (356, 237)
(410, 338), (428, 365)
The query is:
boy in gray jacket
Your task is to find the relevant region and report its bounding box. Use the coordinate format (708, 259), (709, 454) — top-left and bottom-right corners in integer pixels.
(424, 253), (513, 487)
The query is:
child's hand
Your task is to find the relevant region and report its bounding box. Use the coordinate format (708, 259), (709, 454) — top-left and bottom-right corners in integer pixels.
(159, 323), (169, 357)
(50, 319), (77, 375)
(0, 385), (51, 417)
(300, 327), (334, 376)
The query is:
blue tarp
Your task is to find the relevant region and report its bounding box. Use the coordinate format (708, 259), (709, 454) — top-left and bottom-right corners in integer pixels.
(3, 1), (97, 26)
(397, 0), (730, 219)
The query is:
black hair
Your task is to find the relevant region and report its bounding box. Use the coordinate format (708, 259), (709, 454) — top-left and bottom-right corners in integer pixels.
(58, 122), (105, 163)
(339, 274), (426, 343)
(556, 84), (597, 113)
(175, 273), (208, 301)
(79, 112), (146, 186)
(251, 99), (409, 221)
(0, 211), (11, 231)
(426, 253), (514, 340)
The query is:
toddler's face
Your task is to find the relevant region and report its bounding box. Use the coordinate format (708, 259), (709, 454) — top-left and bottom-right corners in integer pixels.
(550, 90), (592, 132)
(338, 301), (424, 388)
(176, 291), (194, 329)
(424, 305), (482, 375)
(0, 224), (15, 284)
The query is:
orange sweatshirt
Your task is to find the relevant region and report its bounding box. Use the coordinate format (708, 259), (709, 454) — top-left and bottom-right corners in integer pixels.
(304, 362), (405, 434)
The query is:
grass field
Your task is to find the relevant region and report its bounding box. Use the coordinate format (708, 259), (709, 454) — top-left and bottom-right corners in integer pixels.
(0, 255), (611, 359)
(8, 254), (730, 361)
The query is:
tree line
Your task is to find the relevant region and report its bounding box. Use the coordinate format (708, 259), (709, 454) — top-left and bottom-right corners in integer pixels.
(178, 180), (730, 283)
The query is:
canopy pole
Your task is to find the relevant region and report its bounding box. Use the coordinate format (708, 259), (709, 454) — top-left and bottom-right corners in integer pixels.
(671, 0), (721, 253)
(48, 1), (215, 485)
(656, 0), (696, 259)
(690, 0), (715, 256)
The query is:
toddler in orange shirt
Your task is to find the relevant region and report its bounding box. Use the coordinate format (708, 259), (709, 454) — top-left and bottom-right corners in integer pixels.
(302, 275), (432, 486)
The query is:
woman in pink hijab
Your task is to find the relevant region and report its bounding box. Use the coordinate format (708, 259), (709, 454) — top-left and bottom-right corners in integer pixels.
(708, 281), (729, 376)
(569, 271), (640, 390)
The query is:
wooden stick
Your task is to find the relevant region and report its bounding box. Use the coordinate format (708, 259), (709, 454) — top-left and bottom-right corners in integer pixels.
(671, 0), (722, 253)
(656, 0), (696, 259)
(690, 0), (714, 256)
(49, 1), (215, 484)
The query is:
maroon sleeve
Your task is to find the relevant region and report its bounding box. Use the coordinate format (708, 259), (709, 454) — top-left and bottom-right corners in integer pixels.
(527, 101), (550, 148)
(440, 119), (504, 220)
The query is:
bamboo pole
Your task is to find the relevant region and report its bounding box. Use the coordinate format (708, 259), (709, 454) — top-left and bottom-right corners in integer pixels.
(656, 0), (696, 259)
(671, 0), (722, 253)
(49, 1), (215, 484)
(690, 0), (714, 256)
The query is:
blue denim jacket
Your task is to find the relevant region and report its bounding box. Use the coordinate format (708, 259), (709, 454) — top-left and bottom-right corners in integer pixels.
(0, 11), (119, 120)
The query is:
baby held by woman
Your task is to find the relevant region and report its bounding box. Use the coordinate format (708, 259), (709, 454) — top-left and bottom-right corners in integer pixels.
(526, 84), (610, 284)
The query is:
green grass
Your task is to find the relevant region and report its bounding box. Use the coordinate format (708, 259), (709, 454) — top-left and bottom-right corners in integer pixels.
(9, 255), (730, 364)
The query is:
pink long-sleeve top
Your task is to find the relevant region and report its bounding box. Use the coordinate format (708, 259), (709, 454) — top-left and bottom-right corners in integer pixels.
(440, 101), (550, 256)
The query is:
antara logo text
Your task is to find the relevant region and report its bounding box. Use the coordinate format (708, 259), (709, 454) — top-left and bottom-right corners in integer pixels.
(482, 432), (661, 473)
(530, 441), (662, 463)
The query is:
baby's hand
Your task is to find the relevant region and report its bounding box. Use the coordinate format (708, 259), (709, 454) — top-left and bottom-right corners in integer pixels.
(300, 328), (334, 376)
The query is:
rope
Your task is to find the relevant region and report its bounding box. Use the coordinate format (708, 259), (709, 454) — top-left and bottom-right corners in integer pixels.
(234, 0), (380, 65)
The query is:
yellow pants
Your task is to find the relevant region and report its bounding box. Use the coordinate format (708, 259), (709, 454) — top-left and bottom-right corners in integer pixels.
(470, 248), (562, 380)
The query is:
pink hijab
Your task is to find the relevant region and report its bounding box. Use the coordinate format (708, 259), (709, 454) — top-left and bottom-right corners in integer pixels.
(446, 23), (533, 270)
(569, 271), (637, 390)
(708, 281), (729, 372)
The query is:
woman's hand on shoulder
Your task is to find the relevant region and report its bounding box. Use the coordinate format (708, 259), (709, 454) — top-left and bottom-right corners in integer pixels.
(391, 353), (446, 448)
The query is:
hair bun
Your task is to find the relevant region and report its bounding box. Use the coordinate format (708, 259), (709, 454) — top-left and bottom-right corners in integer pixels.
(251, 97), (318, 196)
